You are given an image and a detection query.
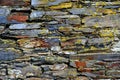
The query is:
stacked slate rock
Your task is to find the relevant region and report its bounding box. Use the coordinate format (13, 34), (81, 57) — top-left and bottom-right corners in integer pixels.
(0, 0), (120, 80)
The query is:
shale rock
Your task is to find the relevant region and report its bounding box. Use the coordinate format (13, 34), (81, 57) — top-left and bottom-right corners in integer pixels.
(0, 0), (120, 79)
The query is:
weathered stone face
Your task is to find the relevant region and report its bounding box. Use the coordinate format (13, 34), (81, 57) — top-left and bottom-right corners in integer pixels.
(0, 0), (120, 80)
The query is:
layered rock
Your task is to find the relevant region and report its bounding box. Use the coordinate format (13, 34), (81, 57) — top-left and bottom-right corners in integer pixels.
(0, 0), (120, 80)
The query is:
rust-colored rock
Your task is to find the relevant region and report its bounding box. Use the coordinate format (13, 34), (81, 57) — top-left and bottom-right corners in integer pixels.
(7, 12), (29, 22)
(0, 0), (30, 6)
(75, 61), (86, 69)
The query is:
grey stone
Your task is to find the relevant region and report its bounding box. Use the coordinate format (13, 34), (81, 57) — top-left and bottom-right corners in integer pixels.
(0, 26), (5, 34)
(83, 14), (120, 27)
(31, 0), (70, 7)
(45, 55), (69, 64)
(8, 29), (49, 37)
(30, 11), (45, 20)
(49, 63), (68, 71)
(22, 65), (42, 77)
(0, 48), (22, 61)
(111, 41), (120, 51)
(9, 23), (42, 30)
(106, 70), (120, 77)
(0, 7), (10, 16)
(54, 15), (81, 25)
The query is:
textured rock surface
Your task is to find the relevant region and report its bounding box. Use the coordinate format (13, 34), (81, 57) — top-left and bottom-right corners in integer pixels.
(0, 0), (120, 80)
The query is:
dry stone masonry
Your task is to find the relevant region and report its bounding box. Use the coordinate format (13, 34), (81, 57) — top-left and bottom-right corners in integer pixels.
(0, 0), (120, 80)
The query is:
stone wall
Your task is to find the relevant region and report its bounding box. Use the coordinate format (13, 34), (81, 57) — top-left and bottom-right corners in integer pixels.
(0, 0), (120, 79)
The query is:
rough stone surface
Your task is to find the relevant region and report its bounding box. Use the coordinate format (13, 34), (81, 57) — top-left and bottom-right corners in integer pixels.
(0, 0), (120, 80)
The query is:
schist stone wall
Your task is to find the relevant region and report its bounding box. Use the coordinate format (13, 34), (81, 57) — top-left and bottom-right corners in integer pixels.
(0, 0), (120, 80)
